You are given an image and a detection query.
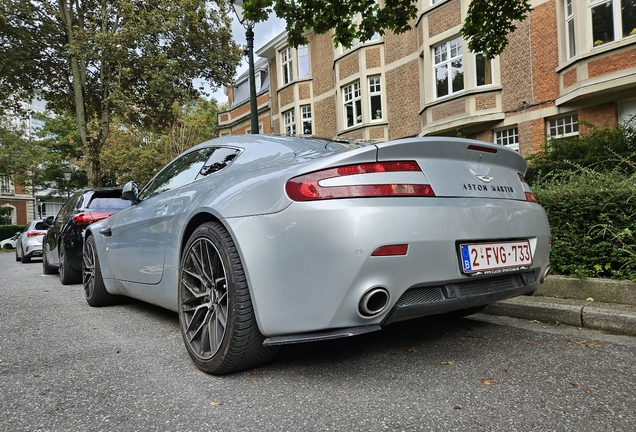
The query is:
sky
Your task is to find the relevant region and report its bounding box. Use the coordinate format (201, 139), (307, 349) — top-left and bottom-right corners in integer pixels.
(206, 13), (286, 104)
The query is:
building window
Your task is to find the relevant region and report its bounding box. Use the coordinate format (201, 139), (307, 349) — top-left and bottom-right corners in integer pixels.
(547, 114), (579, 138)
(618, 99), (636, 125)
(475, 53), (492, 86)
(281, 47), (293, 85)
(339, 14), (379, 53)
(298, 45), (310, 78)
(565, 0), (576, 58)
(301, 105), (312, 135)
(0, 176), (14, 194)
(368, 76), (383, 120)
(283, 109), (296, 135)
(494, 127), (519, 152)
(343, 81), (362, 127)
(590, 0), (636, 47)
(433, 36), (464, 98)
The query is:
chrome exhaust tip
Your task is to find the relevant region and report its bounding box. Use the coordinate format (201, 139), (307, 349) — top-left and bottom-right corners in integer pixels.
(359, 288), (390, 317)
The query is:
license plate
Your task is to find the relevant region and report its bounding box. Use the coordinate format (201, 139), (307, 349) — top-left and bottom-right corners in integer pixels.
(460, 240), (532, 274)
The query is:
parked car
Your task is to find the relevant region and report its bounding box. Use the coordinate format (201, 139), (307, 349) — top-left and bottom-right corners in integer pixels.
(42, 188), (130, 284)
(1, 232), (19, 249)
(16, 220), (50, 263)
(83, 135), (551, 374)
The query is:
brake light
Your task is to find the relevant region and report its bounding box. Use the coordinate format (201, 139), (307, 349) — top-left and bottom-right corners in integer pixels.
(467, 144), (497, 154)
(518, 173), (537, 202)
(72, 212), (114, 226)
(286, 161), (435, 201)
(372, 244), (409, 256)
(26, 231), (45, 237)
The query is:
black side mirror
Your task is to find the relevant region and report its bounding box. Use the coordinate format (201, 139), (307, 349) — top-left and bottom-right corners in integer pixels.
(121, 181), (140, 205)
(44, 216), (55, 225)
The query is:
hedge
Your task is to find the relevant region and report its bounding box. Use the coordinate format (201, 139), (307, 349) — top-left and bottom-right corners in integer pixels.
(0, 225), (25, 241)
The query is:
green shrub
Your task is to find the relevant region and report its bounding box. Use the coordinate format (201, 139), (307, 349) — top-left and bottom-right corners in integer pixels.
(0, 225), (25, 241)
(533, 168), (636, 280)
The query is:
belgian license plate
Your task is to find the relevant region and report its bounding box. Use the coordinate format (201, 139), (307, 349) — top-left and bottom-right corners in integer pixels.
(460, 240), (532, 274)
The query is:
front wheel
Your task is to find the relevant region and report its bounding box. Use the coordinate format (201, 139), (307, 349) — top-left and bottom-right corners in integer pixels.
(179, 222), (278, 374)
(83, 235), (121, 307)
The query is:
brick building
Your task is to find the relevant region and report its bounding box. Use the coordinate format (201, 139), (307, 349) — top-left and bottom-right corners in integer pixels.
(219, 0), (636, 157)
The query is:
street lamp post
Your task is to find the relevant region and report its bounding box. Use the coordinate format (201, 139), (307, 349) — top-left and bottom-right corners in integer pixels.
(62, 167), (71, 198)
(231, 0), (259, 134)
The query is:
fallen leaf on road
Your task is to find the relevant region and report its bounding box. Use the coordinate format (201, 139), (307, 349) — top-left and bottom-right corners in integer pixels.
(480, 378), (497, 386)
(570, 382), (579, 388)
(576, 341), (600, 348)
(504, 369), (512, 377)
(583, 389), (591, 394)
(210, 401), (223, 406)
(406, 347), (418, 353)
(441, 360), (454, 366)
(586, 297), (594, 302)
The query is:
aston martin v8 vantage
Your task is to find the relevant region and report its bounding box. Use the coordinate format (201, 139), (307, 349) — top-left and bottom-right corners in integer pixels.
(83, 135), (551, 374)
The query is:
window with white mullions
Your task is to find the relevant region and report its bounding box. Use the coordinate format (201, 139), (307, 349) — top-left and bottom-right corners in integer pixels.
(368, 76), (383, 120)
(298, 45), (310, 78)
(565, 0), (576, 58)
(590, 0), (636, 47)
(547, 114), (579, 138)
(281, 47), (293, 85)
(433, 36), (464, 98)
(343, 81), (362, 127)
(283, 109), (296, 135)
(301, 105), (312, 135)
(494, 127), (519, 152)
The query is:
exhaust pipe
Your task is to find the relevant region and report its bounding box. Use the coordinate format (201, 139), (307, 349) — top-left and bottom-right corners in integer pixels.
(359, 288), (390, 317)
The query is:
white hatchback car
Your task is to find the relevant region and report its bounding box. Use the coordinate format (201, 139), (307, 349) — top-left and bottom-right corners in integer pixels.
(1, 233), (19, 249)
(15, 220), (50, 263)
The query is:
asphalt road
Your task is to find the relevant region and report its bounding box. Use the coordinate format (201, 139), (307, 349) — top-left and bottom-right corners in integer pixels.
(1, 251), (636, 431)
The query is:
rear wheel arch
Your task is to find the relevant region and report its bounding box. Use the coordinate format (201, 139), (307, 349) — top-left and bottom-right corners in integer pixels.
(180, 212), (225, 258)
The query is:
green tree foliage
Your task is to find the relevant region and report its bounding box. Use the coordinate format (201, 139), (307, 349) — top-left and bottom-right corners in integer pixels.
(0, 0), (242, 187)
(0, 117), (48, 188)
(241, 0), (529, 54)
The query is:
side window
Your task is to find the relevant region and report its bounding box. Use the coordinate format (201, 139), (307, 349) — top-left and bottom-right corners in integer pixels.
(139, 147), (217, 200)
(196, 147), (241, 179)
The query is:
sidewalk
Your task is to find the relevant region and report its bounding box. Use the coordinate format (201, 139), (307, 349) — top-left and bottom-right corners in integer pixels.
(483, 275), (636, 336)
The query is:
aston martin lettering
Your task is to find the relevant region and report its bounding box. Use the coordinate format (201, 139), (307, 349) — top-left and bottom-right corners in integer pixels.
(463, 184), (514, 193)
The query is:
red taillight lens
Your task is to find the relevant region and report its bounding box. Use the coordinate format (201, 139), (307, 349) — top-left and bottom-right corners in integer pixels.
(286, 161), (435, 201)
(72, 212), (114, 226)
(518, 173), (537, 202)
(525, 192), (537, 202)
(26, 231), (45, 237)
(371, 244), (409, 256)
(467, 144), (497, 154)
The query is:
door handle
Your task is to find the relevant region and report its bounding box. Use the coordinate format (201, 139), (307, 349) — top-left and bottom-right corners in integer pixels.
(100, 227), (112, 237)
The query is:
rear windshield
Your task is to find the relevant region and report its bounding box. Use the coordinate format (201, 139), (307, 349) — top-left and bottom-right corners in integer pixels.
(87, 197), (131, 211)
(34, 222), (49, 230)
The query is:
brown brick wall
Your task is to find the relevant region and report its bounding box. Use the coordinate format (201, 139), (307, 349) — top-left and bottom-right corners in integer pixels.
(468, 129), (493, 143)
(519, 118), (546, 155)
(273, 118), (280, 134)
(431, 99), (465, 122)
(386, 60), (421, 139)
(531, 0), (560, 104)
(588, 48), (636, 78)
(0, 199), (28, 225)
(370, 127), (386, 140)
(501, 15), (534, 111)
(384, 18), (418, 65)
(279, 85), (294, 107)
(314, 95), (337, 138)
(563, 68), (577, 88)
(220, 113), (229, 122)
(366, 47), (381, 69)
(311, 33), (335, 97)
(428, 0), (461, 37)
(579, 103), (617, 133)
(299, 83), (311, 100)
(475, 94), (497, 111)
(339, 52), (360, 80)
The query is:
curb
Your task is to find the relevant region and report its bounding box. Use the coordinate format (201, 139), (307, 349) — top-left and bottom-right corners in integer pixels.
(483, 296), (636, 336)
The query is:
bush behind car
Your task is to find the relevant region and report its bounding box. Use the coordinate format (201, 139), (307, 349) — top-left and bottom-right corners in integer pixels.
(0, 225), (26, 242)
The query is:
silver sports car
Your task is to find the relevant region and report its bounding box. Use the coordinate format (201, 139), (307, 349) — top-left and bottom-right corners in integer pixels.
(83, 135), (551, 374)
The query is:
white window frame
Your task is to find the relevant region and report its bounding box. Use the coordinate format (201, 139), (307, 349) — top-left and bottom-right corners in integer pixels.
(565, 0), (576, 58)
(301, 105), (312, 135)
(547, 114), (579, 139)
(342, 81), (362, 128)
(280, 47), (293, 85)
(298, 45), (310, 78)
(368, 75), (383, 121)
(283, 109), (296, 135)
(433, 36), (464, 99)
(589, 0), (636, 48)
(494, 127), (520, 152)
(474, 53), (493, 87)
(0, 176), (14, 194)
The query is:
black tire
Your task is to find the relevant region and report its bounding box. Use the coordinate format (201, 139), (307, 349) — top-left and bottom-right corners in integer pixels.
(42, 251), (57, 274)
(59, 243), (81, 285)
(21, 247), (31, 264)
(83, 235), (121, 307)
(179, 222), (278, 374)
(15, 248), (20, 262)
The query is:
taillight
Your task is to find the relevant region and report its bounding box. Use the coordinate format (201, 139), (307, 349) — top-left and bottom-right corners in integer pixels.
(285, 161), (436, 201)
(518, 173), (537, 202)
(26, 231), (45, 237)
(467, 144), (497, 154)
(372, 244), (409, 256)
(72, 212), (114, 226)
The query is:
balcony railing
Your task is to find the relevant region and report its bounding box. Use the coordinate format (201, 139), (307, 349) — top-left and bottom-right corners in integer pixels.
(0, 187), (15, 195)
